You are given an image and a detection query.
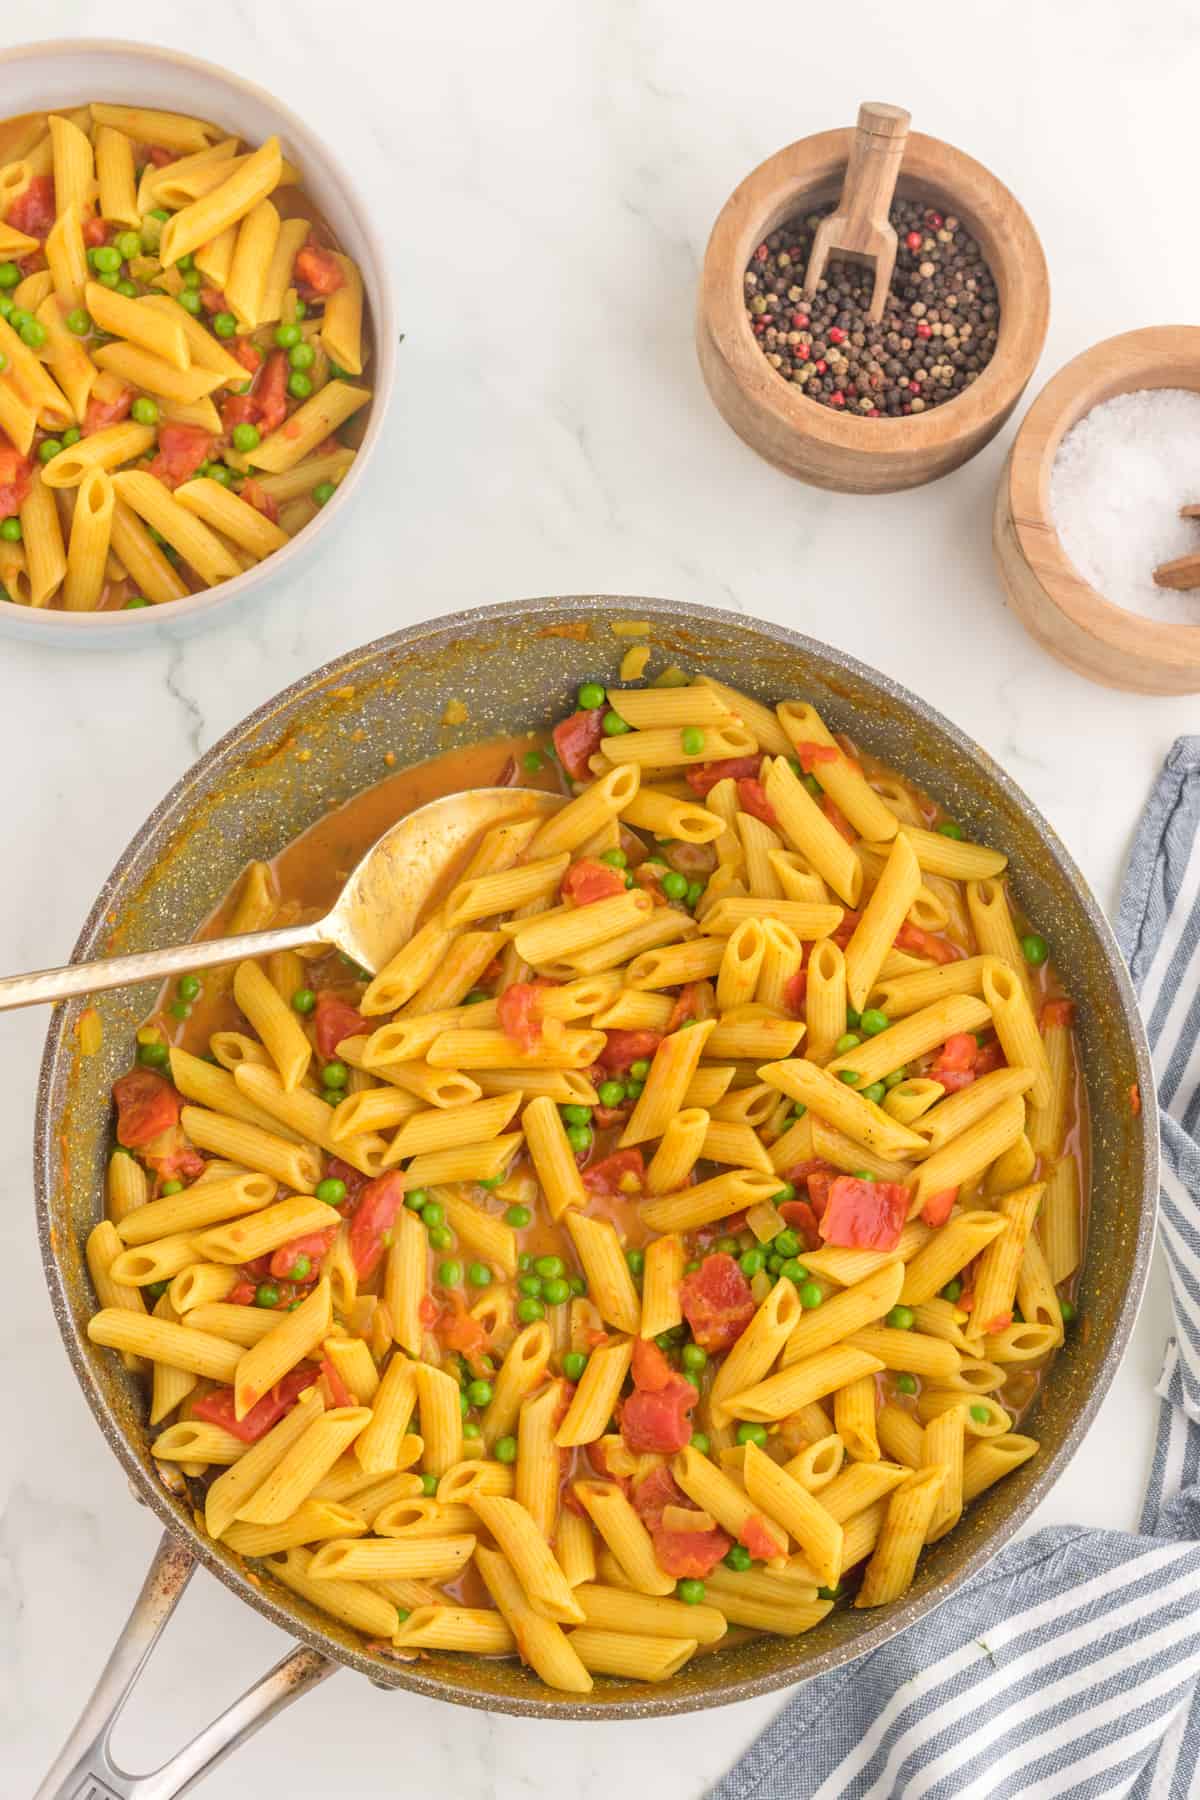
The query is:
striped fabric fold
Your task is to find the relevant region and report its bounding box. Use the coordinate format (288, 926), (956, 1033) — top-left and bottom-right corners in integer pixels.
(712, 738), (1200, 1800)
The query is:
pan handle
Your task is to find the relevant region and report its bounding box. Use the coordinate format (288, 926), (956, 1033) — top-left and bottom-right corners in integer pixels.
(34, 1531), (336, 1800)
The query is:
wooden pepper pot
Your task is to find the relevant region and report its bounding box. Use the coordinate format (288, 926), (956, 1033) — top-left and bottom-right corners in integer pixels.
(696, 111), (1050, 494)
(994, 325), (1200, 695)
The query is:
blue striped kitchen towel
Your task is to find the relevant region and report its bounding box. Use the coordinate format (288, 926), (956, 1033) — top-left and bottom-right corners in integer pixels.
(712, 737), (1200, 1800)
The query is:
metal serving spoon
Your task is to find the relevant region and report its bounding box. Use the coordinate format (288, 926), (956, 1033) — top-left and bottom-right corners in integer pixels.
(0, 786), (563, 1012)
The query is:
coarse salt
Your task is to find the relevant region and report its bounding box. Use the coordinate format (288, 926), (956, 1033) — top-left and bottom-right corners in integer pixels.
(1049, 388), (1200, 625)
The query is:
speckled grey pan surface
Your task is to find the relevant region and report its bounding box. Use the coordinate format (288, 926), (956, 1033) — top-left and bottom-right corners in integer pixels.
(34, 596), (1157, 1719)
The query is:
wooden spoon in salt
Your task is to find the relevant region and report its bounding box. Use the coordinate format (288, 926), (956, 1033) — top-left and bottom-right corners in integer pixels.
(1153, 503), (1200, 589)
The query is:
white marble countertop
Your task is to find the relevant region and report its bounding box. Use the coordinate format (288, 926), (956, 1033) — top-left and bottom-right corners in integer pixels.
(4, 6), (1199, 1797)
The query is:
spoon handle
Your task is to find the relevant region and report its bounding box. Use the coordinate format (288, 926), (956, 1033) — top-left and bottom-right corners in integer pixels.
(0, 921), (320, 1013)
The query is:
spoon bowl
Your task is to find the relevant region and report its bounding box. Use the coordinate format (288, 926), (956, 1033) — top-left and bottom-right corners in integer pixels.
(0, 786), (563, 1012)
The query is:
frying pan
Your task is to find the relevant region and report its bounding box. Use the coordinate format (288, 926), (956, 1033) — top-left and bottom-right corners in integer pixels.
(33, 596), (1156, 1796)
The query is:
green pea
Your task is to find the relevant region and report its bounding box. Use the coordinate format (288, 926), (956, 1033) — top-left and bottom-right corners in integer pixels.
(685, 880), (705, 909)
(149, 208), (170, 222)
(516, 1296), (546, 1324)
(131, 396), (159, 426)
(169, 1000), (191, 1020)
(144, 1280), (168, 1302)
(321, 1061), (348, 1091)
(289, 1254), (312, 1280)
(115, 231), (143, 260)
(37, 439), (62, 463)
(680, 726), (705, 755)
(531, 1255), (564, 1281)
(723, 1544), (752, 1571)
(601, 710), (631, 736)
(182, 269), (202, 290)
(771, 1183), (797, 1206)
(421, 1201), (445, 1228)
(1060, 1298), (1077, 1323)
(420, 1472), (438, 1496)
(736, 1422), (768, 1447)
(778, 1258), (806, 1284)
(739, 1247), (765, 1278)
(565, 1124), (591, 1154)
(772, 1230), (800, 1258)
(255, 1283), (280, 1308)
(495, 1435), (518, 1463)
(625, 1249), (645, 1278)
(834, 1032), (861, 1053)
(291, 987), (315, 1013)
(517, 1274), (543, 1298)
(625, 1079), (644, 1100)
(467, 1262), (492, 1288)
(463, 989), (490, 1005)
(600, 848), (627, 869)
(205, 463), (233, 487)
(504, 1204), (531, 1228)
(92, 245), (122, 273)
(677, 1579), (706, 1605)
(569, 1275), (587, 1297)
(838, 1069), (861, 1086)
(96, 271), (120, 289)
(466, 1378), (493, 1407)
(684, 1259), (701, 1274)
(0, 296), (11, 319)
(7, 309), (31, 332)
(213, 311), (238, 338)
(817, 1583), (843, 1601)
(862, 1082), (886, 1104)
(173, 253), (194, 272)
(293, 300), (307, 319)
(803, 773), (822, 797)
(124, 596), (149, 608)
(404, 1189), (428, 1213)
(461, 1419), (481, 1439)
(62, 427), (80, 446)
(177, 289), (203, 314)
(969, 1404), (991, 1424)
(542, 1277), (570, 1304)
(315, 1177), (346, 1206)
(937, 821), (965, 840)
(428, 1225), (454, 1251)
(766, 1254), (783, 1275)
(562, 1351), (588, 1382)
(626, 1059), (650, 1083)
(884, 1069), (907, 1089)
(304, 481), (335, 510)
(116, 279), (139, 298)
(715, 1236), (739, 1255)
(896, 1374), (918, 1395)
(561, 1103), (592, 1127)
(887, 1306), (915, 1330)
(859, 1008), (889, 1036)
(18, 317), (46, 348)
(137, 1040), (167, 1067)
(661, 871), (689, 902)
(287, 370), (313, 399)
(941, 1279), (962, 1302)
(231, 422), (261, 453)
(518, 1253), (532, 1273)
(178, 975), (201, 1001)
(0, 263), (18, 289)
(1022, 934), (1048, 966)
(598, 1079), (626, 1107)
(799, 1281), (824, 1310)
(852, 1170), (876, 1183)
(274, 321), (302, 349)
(160, 1179), (184, 1196)
(682, 1342), (708, 1371)
(289, 341), (316, 371)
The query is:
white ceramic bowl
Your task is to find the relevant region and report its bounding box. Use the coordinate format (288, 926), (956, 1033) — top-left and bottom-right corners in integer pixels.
(0, 39), (398, 647)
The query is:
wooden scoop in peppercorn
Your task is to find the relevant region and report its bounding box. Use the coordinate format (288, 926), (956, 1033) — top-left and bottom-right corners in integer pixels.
(803, 102), (911, 323)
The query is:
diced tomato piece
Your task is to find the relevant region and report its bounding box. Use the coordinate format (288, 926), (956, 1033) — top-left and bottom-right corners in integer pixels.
(432, 1290), (490, 1371)
(418, 1294), (440, 1327)
(83, 386), (133, 435)
(654, 1522), (733, 1579)
(818, 1176), (910, 1251)
(220, 392), (258, 430)
(631, 1336), (673, 1392)
(588, 1438), (630, 1486)
(974, 1038), (1006, 1075)
(82, 216), (110, 247)
(739, 1514), (783, 1562)
(0, 439), (33, 518)
(895, 921), (963, 965)
(239, 476), (280, 525)
(320, 1355), (355, 1409)
(822, 796), (856, 843)
(784, 968), (808, 1016)
(253, 348), (290, 434)
(920, 1186), (958, 1228)
(148, 422), (214, 490)
(982, 1311), (1013, 1336)
(227, 1278), (256, 1306)
(112, 1069), (181, 1148)
(498, 981), (542, 1053)
(582, 1148), (644, 1196)
(8, 175), (55, 238)
(792, 741), (839, 774)
(325, 1157), (368, 1205)
(552, 707), (605, 780)
(598, 1028), (663, 1072)
(684, 755), (763, 797)
(561, 858), (626, 904)
(778, 1198), (820, 1250)
(198, 286), (228, 315)
(191, 1364), (316, 1443)
(679, 1253), (756, 1352)
(232, 338), (262, 374)
(268, 1228), (336, 1280)
(621, 1376), (696, 1453)
(1042, 999), (1076, 1029)
(831, 911), (861, 952)
(143, 145), (175, 168)
(240, 1254), (275, 1280)
(804, 1168), (837, 1219)
(737, 777), (778, 828)
(313, 990), (367, 1058)
(666, 982), (711, 1033)
(295, 242), (345, 294)
(347, 1171), (407, 1278)
(936, 1033), (978, 1072)
(141, 1130), (206, 1184)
